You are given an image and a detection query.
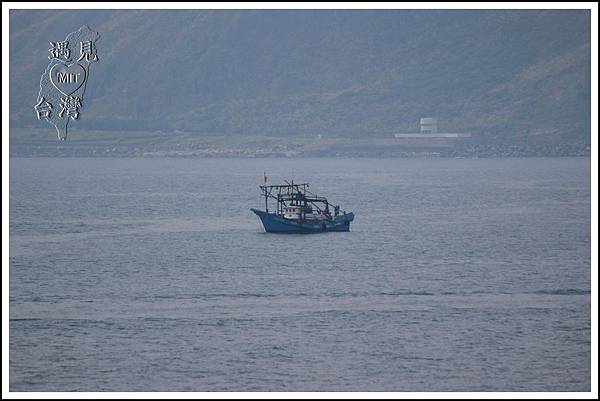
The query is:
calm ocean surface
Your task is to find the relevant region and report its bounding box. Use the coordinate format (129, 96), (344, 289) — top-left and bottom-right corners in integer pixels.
(9, 157), (591, 391)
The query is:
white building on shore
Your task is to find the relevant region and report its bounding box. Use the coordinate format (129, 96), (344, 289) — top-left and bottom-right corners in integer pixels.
(395, 117), (471, 139)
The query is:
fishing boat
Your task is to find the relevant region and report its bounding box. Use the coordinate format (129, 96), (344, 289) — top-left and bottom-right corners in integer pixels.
(251, 179), (354, 233)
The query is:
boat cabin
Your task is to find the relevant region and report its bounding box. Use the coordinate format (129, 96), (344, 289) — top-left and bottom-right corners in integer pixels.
(283, 204), (302, 219)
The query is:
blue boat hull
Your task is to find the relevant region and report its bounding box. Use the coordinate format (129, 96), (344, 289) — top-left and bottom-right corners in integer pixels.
(251, 208), (354, 233)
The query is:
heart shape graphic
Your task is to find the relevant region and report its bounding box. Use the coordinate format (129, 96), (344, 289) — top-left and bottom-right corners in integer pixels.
(49, 63), (86, 96)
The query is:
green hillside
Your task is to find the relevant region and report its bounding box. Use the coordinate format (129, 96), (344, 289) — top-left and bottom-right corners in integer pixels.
(9, 9), (591, 143)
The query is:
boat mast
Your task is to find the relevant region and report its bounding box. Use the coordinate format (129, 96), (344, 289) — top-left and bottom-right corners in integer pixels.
(263, 172), (268, 213)
(265, 190), (268, 213)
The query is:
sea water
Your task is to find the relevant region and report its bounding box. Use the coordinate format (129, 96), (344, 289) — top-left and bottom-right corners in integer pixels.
(9, 157), (591, 391)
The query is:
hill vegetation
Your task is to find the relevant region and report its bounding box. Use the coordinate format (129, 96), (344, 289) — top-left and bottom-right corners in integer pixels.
(10, 10), (591, 145)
